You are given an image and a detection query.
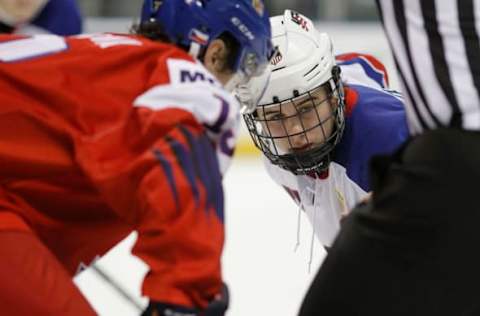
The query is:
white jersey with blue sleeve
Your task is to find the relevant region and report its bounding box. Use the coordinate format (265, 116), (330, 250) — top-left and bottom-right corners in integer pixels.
(265, 53), (409, 246)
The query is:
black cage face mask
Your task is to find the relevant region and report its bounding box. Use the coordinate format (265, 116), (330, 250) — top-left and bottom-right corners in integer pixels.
(244, 69), (345, 175)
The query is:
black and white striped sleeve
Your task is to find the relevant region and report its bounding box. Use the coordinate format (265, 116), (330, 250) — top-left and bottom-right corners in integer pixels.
(376, 0), (480, 134)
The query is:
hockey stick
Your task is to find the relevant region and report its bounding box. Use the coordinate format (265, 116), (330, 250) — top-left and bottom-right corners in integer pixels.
(90, 263), (145, 313)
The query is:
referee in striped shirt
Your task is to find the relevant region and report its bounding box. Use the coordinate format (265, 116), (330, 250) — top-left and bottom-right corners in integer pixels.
(300, 1), (480, 315)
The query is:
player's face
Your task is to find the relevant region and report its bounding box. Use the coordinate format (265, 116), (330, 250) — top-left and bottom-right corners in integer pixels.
(257, 85), (338, 155)
(0, 0), (47, 25)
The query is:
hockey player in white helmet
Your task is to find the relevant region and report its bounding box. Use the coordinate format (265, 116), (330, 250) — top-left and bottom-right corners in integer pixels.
(242, 10), (409, 247)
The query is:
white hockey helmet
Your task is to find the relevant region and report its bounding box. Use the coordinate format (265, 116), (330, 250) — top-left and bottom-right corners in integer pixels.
(243, 10), (345, 175)
(0, 0), (48, 27)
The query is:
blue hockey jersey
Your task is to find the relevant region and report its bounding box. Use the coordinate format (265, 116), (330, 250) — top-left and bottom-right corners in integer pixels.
(335, 53), (408, 191)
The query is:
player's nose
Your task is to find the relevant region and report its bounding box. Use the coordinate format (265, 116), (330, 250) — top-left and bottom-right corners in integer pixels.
(286, 118), (310, 151)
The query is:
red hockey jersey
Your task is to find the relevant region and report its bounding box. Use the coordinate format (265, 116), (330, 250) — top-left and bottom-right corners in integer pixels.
(0, 33), (240, 309)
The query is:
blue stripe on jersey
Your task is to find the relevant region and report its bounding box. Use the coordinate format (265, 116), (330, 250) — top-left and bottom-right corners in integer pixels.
(333, 84), (409, 191)
(166, 136), (200, 207)
(199, 135), (224, 222)
(152, 148), (180, 212)
(338, 57), (386, 88)
(179, 127), (224, 222)
(180, 128), (213, 213)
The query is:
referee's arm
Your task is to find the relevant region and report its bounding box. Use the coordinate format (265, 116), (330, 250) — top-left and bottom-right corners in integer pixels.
(376, 0), (480, 134)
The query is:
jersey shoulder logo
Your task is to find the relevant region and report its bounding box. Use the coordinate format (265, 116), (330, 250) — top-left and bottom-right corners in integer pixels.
(271, 49), (283, 66)
(290, 11), (309, 32)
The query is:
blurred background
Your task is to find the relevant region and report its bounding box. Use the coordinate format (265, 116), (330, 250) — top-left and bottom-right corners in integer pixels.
(77, 0), (379, 21)
(75, 0), (394, 89)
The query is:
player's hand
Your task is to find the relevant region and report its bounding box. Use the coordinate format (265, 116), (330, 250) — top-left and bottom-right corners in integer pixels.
(142, 283), (229, 316)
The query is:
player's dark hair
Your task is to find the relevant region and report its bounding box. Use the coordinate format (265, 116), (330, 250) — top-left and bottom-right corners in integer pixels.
(131, 20), (171, 42)
(216, 32), (240, 73)
(131, 21), (239, 73)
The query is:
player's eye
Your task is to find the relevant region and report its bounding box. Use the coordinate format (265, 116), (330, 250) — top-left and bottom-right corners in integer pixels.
(297, 105), (315, 115)
(265, 112), (283, 121)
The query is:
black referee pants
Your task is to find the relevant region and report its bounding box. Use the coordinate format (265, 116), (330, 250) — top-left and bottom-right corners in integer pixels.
(299, 128), (480, 316)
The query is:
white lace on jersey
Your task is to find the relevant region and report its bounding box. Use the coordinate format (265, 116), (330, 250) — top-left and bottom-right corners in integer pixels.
(264, 158), (367, 247)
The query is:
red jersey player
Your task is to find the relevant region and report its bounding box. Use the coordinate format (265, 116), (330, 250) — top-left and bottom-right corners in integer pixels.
(0, 0), (274, 315)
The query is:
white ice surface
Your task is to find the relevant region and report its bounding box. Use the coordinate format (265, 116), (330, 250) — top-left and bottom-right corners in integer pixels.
(74, 157), (325, 316)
